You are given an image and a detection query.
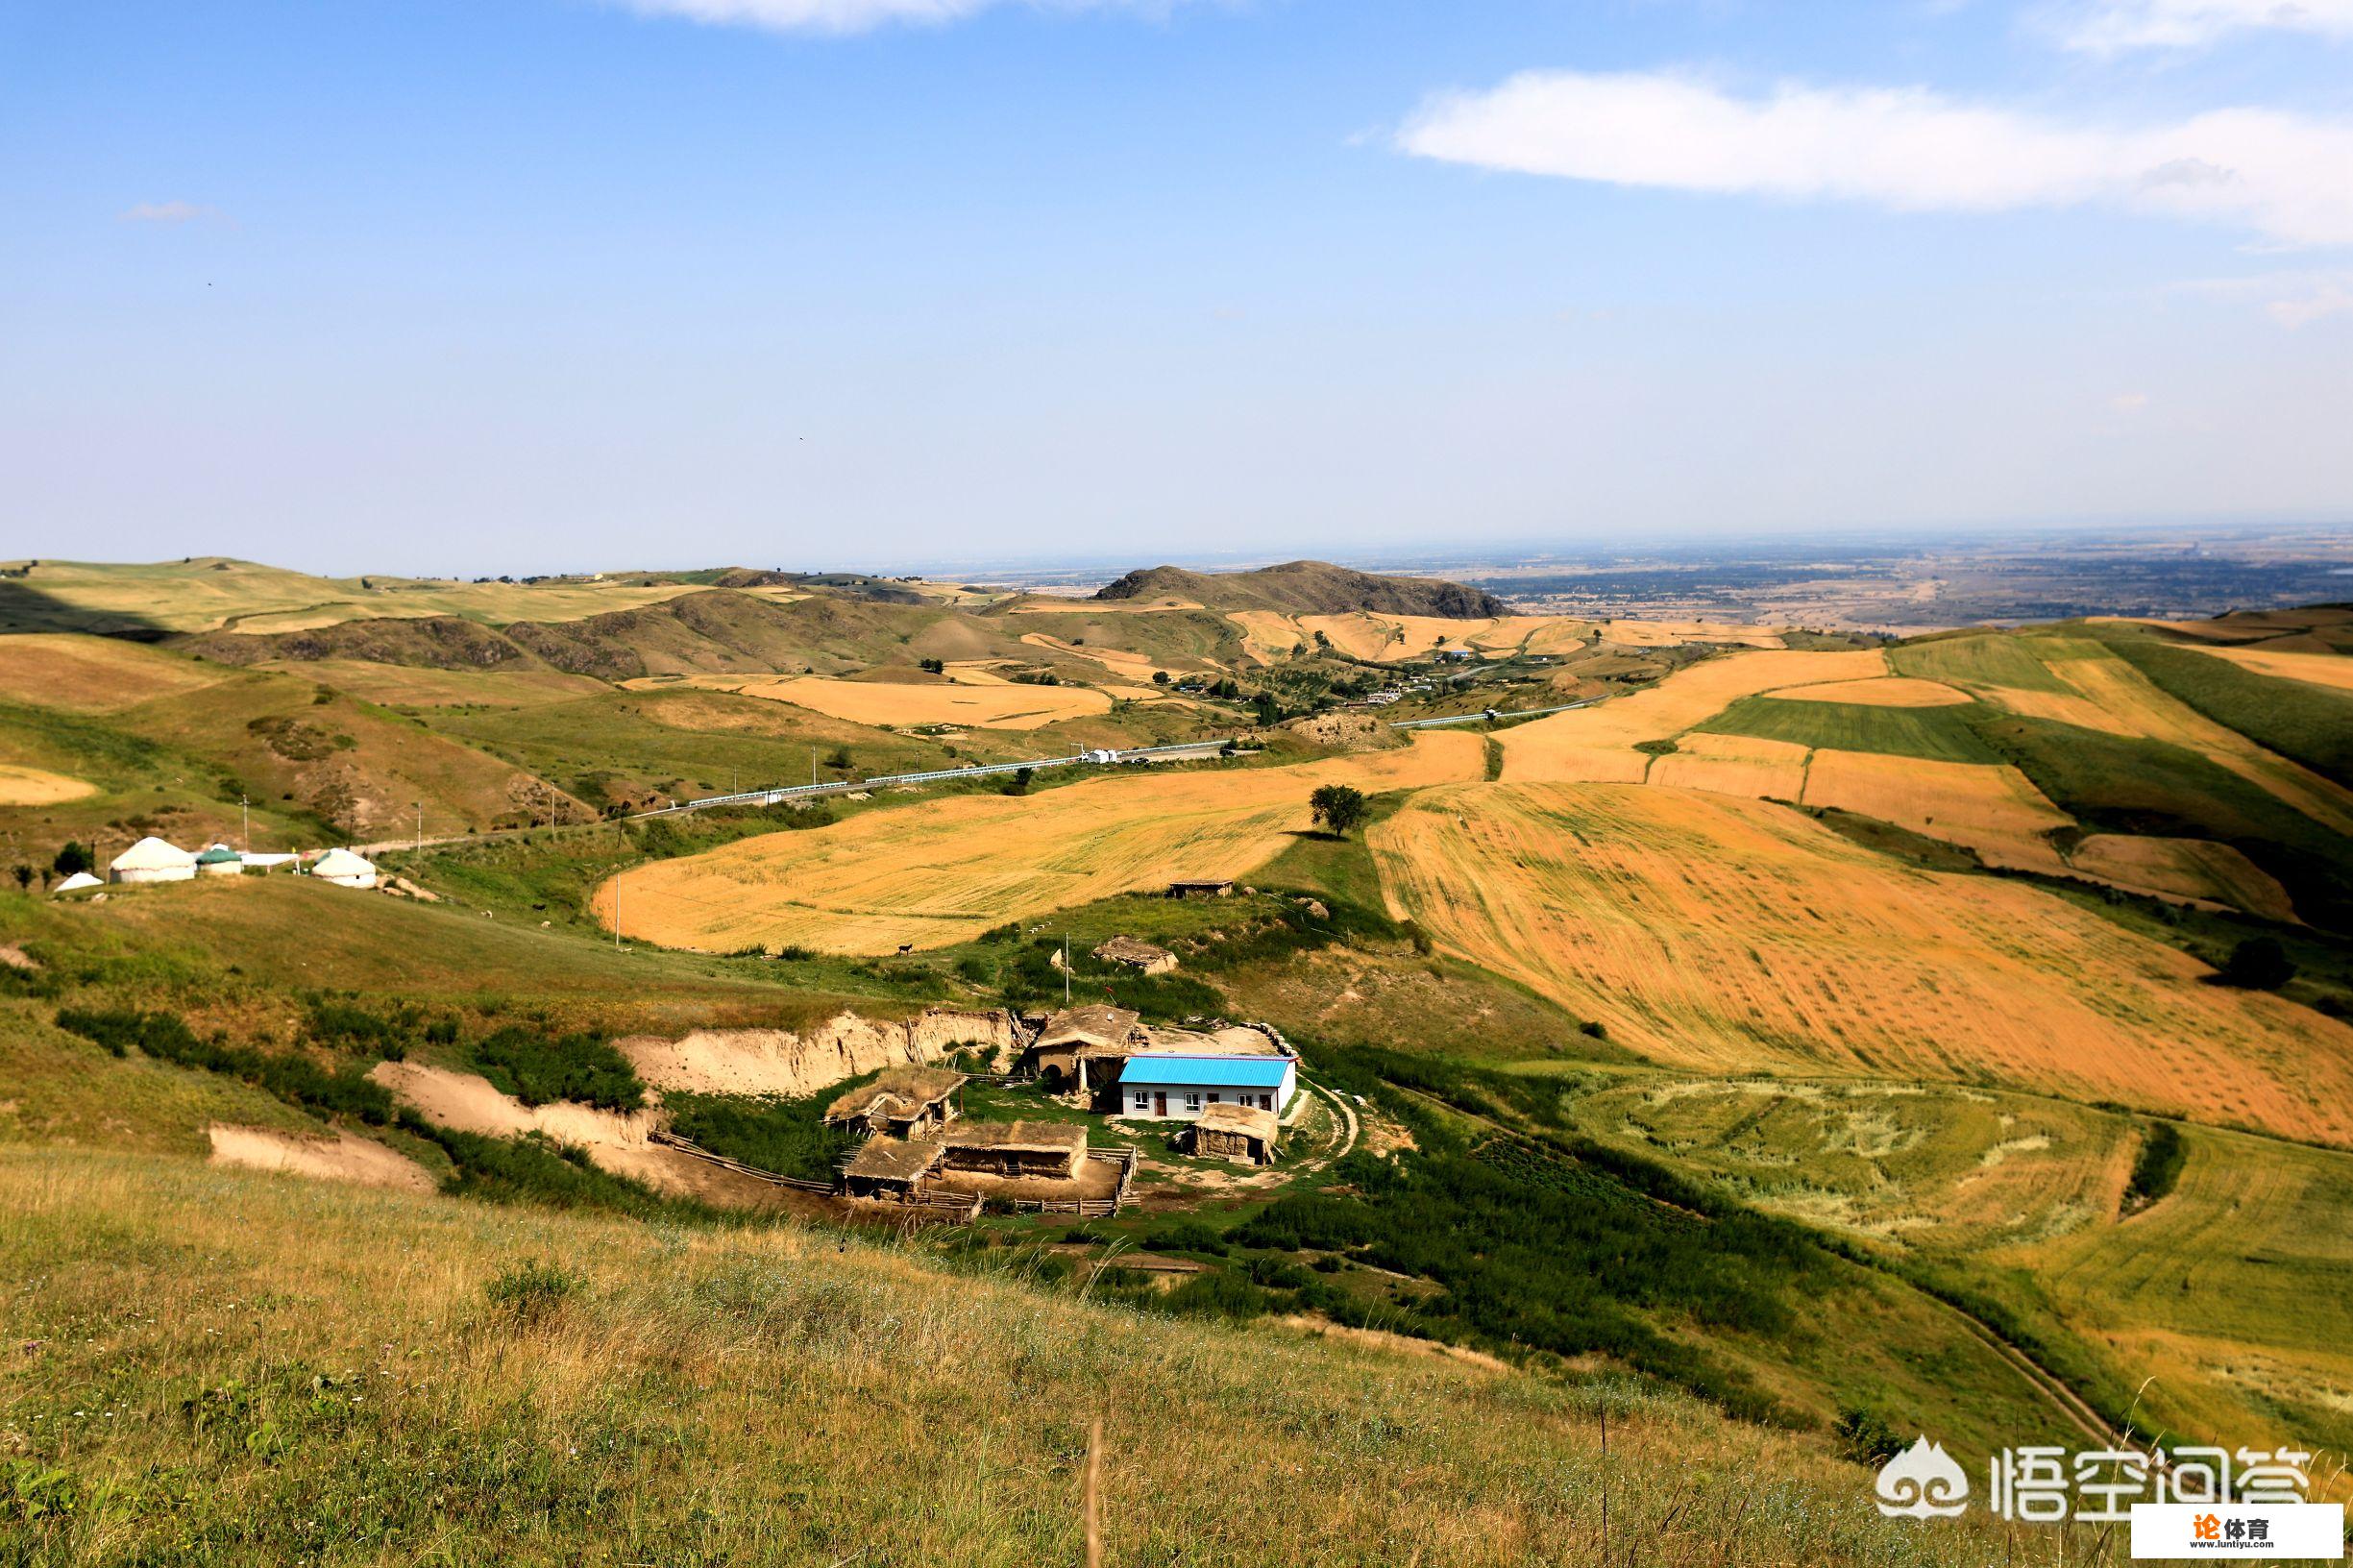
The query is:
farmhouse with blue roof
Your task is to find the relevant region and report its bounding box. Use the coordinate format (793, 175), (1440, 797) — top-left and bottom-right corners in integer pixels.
(1115, 1051), (1296, 1123)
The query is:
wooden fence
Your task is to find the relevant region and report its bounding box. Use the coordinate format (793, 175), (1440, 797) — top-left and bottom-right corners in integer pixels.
(649, 1130), (1140, 1221)
(648, 1130), (836, 1194)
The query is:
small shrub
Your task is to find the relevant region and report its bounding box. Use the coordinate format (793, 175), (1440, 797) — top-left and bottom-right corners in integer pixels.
(1163, 1268), (1269, 1322)
(484, 1259), (583, 1325)
(1835, 1407), (1906, 1466)
(2121, 1121), (2187, 1213)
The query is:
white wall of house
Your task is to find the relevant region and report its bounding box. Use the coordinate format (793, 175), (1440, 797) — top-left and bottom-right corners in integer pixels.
(1115, 1060), (1296, 1121)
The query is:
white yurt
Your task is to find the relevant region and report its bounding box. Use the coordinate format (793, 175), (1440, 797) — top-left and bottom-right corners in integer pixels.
(195, 845), (246, 877)
(308, 847), (379, 889)
(109, 836), (197, 884)
(53, 870), (103, 896)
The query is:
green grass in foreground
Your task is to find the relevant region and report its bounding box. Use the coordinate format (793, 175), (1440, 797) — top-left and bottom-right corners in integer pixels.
(0, 1145), (2071, 1566)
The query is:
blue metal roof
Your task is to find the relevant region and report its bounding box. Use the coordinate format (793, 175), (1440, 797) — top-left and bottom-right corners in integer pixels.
(1116, 1055), (1293, 1090)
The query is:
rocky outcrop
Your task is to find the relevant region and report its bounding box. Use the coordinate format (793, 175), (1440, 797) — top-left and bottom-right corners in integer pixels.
(618, 1007), (1024, 1098)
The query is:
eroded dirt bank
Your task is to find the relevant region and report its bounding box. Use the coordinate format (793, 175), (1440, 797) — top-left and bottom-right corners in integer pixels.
(618, 1007), (1022, 1098)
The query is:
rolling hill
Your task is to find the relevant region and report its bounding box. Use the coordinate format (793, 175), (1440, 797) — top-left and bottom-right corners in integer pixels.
(9, 567), (2353, 1562)
(1093, 559), (1509, 618)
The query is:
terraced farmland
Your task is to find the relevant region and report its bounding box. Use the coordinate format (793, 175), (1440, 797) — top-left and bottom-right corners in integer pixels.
(1370, 782), (2353, 1145)
(679, 674), (1115, 730)
(2006, 1124), (2353, 1462)
(597, 732), (1485, 954)
(1496, 649), (1886, 782)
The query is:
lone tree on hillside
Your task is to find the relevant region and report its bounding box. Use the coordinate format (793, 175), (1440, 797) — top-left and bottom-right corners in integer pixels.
(1310, 784), (1367, 839)
(52, 842), (92, 878)
(2218, 936), (2295, 992)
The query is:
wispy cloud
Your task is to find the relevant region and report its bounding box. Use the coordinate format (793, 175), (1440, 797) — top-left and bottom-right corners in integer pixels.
(614, 0), (1170, 34)
(119, 200), (219, 225)
(2173, 267), (2353, 326)
(1398, 70), (2353, 248)
(2051, 0), (2353, 54)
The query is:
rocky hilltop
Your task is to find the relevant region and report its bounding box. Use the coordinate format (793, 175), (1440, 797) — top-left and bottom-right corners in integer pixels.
(1093, 559), (1507, 618)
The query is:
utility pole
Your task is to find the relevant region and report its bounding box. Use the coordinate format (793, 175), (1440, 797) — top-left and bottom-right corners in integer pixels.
(413, 802), (422, 855)
(811, 747), (818, 788)
(1064, 934), (1071, 1007)
(240, 795), (250, 855)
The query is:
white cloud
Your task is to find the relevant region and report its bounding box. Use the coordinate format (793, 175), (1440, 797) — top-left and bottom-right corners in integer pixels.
(614, 0), (1164, 33)
(2268, 279), (2353, 326)
(2112, 390), (2152, 410)
(119, 201), (215, 225)
(1398, 70), (2353, 248)
(2054, 0), (2353, 54)
(2168, 267), (2353, 325)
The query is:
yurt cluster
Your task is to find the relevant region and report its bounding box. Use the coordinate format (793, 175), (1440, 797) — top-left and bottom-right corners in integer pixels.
(52, 837), (380, 896)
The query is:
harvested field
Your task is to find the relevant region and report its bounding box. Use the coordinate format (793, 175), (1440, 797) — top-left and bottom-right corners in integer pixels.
(0, 764), (97, 805)
(1802, 750), (2073, 873)
(1498, 649), (1885, 783)
(1774, 676), (1971, 707)
(1645, 733), (1810, 801)
(206, 1123), (434, 1192)
(1017, 632), (1178, 683)
(0, 633), (228, 712)
(1371, 782), (2353, 1145)
(1918, 637), (2353, 836)
(2030, 644), (2353, 835)
(1223, 611), (1774, 665)
(1561, 1077), (2128, 1251)
(1599, 621), (1786, 649)
(2005, 1123), (2353, 1464)
(595, 733), (1484, 955)
(2179, 643), (2353, 694)
(700, 674), (1111, 730)
(2067, 835), (2298, 921)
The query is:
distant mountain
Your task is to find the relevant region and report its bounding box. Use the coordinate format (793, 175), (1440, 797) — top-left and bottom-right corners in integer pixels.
(1092, 560), (1507, 619)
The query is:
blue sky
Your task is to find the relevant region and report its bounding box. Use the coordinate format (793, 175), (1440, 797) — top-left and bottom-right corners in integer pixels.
(3, 0), (2348, 574)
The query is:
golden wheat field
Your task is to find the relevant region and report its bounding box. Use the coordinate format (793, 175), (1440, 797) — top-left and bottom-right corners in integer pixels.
(0, 763), (97, 805)
(1370, 782), (2353, 1145)
(1941, 640), (2353, 836)
(1497, 649), (1888, 782)
(699, 674), (1114, 730)
(2066, 835), (2298, 920)
(0, 632), (231, 712)
(1646, 732), (1810, 800)
(2003, 1123), (2353, 1462)
(597, 732), (1485, 954)
(2179, 643), (2353, 693)
(1801, 750), (2073, 873)
(1016, 632), (1182, 684)
(1597, 620), (1787, 649)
